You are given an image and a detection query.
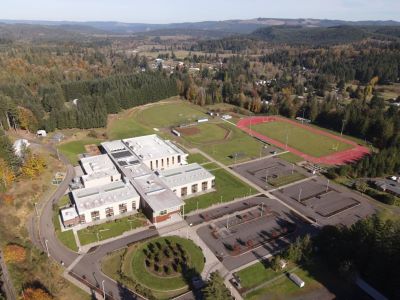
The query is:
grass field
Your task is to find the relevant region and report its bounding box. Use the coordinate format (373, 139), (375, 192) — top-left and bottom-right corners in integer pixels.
(182, 123), (229, 144)
(277, 152), (304, 164)
(137, 100), (208, 128)
(186, 153), (210, 164)
(57, 138), (101, 165)
(185, 168), (256, 213)
(244, 259), (358, 300)
(252, 121), (353, 157)
(198, 125), (266, 165)
(268, 172), (306, 187)
(77, 213), (147, 245)
(53, 211), (78, 252)
(236, 260), (288, 290)
(108, 111), (153, 140)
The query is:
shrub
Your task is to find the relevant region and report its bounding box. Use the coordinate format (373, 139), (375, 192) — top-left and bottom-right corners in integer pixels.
(3, 244), (26, 263)
(23, 288), (52, 300)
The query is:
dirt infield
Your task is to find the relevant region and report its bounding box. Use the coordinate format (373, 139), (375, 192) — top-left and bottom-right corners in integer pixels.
(237, 116), (370, 165)
(176, 126), (200, 136)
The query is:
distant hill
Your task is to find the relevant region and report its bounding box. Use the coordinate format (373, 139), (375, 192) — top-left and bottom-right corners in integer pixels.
(0, 18), (399, 36)
(250, 25), (400, 45)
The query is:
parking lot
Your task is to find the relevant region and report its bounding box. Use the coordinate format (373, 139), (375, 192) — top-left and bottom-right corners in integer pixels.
(271, 176), (377, 226)
(196, 195), (317, 270)
(232, 156), (310, 190)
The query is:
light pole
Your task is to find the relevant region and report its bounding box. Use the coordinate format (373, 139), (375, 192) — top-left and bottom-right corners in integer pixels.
(260, 202), (265, 216)
(298, 188), (302, 202)
(34, 202), (39, 216)
(196, 200), (199, 211)
(292, 163), (295, 174)
(97, 229), (110, 242)
(128, 219), (135, 231)
(102, 280), (105, 300)
(285, 131), (289, 150)
(45, 239), (50, 257)
(220, 195), (223, 205)
(226, 214), (230, 229)
(265, 169), (269, 184)
(341, 119), (346, 136)
(326, 179), (330, 192)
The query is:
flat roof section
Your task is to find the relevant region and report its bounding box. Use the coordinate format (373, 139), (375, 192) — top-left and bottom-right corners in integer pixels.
(72, 181), (140, 214)
(123, 134), (186, 161)
(158, 163), (215, 189)
(61, 206), (78, 221)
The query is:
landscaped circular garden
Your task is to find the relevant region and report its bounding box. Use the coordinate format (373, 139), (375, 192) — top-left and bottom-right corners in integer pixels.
(129, 236), (205, 292)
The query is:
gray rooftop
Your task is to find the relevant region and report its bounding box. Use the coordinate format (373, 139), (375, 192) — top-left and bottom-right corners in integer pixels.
(72, 181), (139, 214)
(158, 163), (215, 189)
(123, 134), (186, 161)
(102, 139), (184, 212)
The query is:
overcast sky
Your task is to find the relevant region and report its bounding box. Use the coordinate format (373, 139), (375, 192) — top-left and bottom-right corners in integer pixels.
(1, 0), (399, 23)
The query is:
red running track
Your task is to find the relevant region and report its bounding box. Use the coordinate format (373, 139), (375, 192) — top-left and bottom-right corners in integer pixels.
(237, 116), (370, 165)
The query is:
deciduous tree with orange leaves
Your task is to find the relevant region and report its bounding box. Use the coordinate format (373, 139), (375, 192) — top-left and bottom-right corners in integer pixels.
(21, 154), (46, 179)
(3, 244), (26, 263)
(23, 288), (52, 300)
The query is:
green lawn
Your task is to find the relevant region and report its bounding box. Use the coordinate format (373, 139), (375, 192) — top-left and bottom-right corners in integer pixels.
(77, 214), (147, 245)
(268, 172), (306, 187)
(58, 194), (71, 207)
(252, 121), (353, 157)
(185, 168), (256, 213)
(202, 162), (220, 170)
(278, 152), (304, 164)
(183, 123), (229, 144)
(129, 236), (205, 291)
(137, 101), (208, 128)
(107, 111), (153, 140)
(187, 153), (210, 164)
(199, 125), (266, 165)
(236, 260), (284, 290)
(57, 138), (101, 165)
(53, 211), (78, 252)
(244, 259), (357, 300)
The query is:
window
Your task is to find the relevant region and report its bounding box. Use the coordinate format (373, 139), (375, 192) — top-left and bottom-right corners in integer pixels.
(177, 155), (181, 163)
(91, 211), (100, 221)
(202, 181), (208, 191)
(167, 157), (169, 167)
(212, 179), (216, 188)
(156, 160), (159, 169)
(172, 156), (175, 164)
(132, 201), (136, 210)
(79, 215), (86, 224)
(150, 161), (153, 170)
(105, 207), (114, 217)
(181, 187), (187, 197)
(119, 203), (127, 214)
(192, 184), (198, 194)
(159, 210), (167, 216)
(161, 159), (164, 168)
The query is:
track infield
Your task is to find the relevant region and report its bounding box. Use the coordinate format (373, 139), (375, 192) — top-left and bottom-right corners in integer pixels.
(237, 116), (369, 165)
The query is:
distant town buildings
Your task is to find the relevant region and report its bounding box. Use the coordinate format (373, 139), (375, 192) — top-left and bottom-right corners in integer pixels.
(61, 134), (215, 227)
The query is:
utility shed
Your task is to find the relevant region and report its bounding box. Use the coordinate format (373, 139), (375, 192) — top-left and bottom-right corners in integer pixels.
(289, 273), (305, 288)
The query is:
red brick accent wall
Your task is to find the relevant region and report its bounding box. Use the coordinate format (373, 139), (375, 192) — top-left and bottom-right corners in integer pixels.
(153, 209), (180, 223)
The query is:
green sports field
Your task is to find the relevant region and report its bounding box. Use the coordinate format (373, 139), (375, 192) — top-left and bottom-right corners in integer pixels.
(182, 123), (229, 144)
(137, 101), (208, 128)
(252, 121), (353, 157)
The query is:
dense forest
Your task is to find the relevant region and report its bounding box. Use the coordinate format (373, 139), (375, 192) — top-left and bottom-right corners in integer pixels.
(0, 42), (178, 132)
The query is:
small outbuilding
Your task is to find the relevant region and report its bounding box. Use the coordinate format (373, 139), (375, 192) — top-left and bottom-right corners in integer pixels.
(289, 273), (305, 288)
(37, 129), (47, 137)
